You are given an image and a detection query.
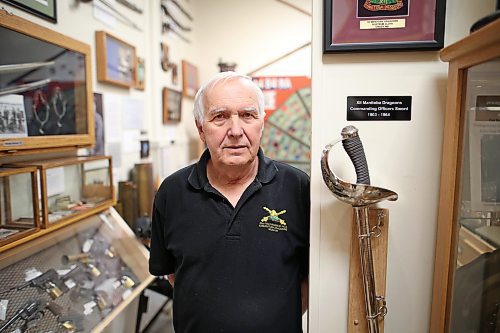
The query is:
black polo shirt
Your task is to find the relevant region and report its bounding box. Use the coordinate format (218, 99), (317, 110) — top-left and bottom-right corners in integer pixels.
(149, 149), (310, 333)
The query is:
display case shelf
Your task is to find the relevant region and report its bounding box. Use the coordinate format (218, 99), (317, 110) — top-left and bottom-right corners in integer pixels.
(0, 208), (154, 333)
(6, 156), (115, 231)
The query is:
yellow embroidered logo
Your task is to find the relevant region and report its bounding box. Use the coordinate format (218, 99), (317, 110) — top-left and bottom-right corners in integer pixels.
(259, 207), (287, 232)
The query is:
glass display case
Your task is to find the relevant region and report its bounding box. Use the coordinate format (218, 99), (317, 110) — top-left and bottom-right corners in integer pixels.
(0, 166), (39, 248)
(431, 20), (500, 333)
(7, 156), (114, 229)
(0, 208), (154, 333)
(0, 10), (94, 155)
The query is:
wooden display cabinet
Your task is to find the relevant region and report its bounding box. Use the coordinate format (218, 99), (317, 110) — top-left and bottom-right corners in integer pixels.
(0, 166), (40, 248)
(7, 156), (115, 230)
(0, 208), (155, 333)
(431, 20), (500, 333)
(0, 10), (94, 156)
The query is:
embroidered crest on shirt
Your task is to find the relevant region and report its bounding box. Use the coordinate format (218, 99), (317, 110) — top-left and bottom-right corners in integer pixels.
(259, 207), (287, 232)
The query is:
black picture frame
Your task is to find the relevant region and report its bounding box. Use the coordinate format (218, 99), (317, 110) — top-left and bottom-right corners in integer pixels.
(324, 0), (446, 53)
(1, 0), (57, 23)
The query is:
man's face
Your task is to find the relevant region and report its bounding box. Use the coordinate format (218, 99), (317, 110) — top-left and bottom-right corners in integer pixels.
(197, 78), (264, 168)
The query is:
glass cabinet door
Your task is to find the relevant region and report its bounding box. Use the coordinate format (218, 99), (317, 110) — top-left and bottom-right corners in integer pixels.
(0, 11), (93, 154)
(450, 57), (500, 332)
(0, 167), (39, 247)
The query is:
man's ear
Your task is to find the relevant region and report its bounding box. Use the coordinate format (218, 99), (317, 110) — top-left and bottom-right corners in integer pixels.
(196, 120), (205, 142)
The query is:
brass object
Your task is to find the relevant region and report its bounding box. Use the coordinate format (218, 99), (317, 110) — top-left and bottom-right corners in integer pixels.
(61, 253), (91, 265)
(47, 282), (63, 299)
(87, 263), (101, 277)
(61, 321), (77, 332)
(120, 275), (135, 289)
(133, 163), (154, 219)
(118, 181), (138, 227)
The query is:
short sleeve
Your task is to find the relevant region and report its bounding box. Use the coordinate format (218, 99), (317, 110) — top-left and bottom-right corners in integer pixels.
(149, 193), (176, 276)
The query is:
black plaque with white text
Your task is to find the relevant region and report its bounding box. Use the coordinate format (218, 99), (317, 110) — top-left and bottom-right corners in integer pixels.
(347, 96), (412, 121)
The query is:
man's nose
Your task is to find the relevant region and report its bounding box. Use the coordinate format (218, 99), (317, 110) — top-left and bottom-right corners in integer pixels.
(227, 115), (244, 136)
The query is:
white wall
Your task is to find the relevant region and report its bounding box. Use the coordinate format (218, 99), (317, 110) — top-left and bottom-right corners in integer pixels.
(309, 0), (496, 332)
(193, 0), (311, 81)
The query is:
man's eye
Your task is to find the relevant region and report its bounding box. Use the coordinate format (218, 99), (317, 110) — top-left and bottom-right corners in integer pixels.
(243, 112), (255, 119)
(214, 114), (226, 120)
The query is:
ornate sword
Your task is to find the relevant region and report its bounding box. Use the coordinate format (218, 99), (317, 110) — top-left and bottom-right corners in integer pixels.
(321, 125), (398, 333)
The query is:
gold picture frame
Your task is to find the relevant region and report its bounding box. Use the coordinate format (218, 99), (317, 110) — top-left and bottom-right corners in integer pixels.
(162, 87), (182, 123)
(96, 31), (137, 88)
(181, 60), (199, 98)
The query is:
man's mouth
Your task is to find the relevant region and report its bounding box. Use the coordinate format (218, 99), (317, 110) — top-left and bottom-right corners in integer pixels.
(224, 145), (246, 149)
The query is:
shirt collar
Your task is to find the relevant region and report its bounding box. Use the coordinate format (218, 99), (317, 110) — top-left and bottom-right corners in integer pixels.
(188, 148), (277, 190)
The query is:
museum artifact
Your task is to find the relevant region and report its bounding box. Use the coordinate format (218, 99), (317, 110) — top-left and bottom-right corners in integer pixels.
(321, 125), (398, 333)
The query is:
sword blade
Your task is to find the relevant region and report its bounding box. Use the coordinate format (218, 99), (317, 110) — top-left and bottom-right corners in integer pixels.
(354, 206), (380, 333)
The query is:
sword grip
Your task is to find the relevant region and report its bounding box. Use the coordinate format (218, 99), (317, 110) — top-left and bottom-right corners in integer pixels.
(341, 126), (370, 185)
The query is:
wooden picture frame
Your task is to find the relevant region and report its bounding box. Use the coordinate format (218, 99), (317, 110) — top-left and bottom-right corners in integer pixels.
(323, 0), (446, 53)
(135, 57), (145, 90)
(96, 31), (137, 88)
(162, 87), (182, 123)
(181, 60), (199, 98)
(430, 20), (500, 333)
(0, 10), (94, 155)
(1, 0), (57, 23)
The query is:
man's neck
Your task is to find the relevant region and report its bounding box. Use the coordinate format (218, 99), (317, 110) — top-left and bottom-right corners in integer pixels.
(207, 159), (259, 187)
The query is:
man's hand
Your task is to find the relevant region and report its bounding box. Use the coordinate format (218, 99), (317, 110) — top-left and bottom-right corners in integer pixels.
(301, 277), (309, 315)
(167, 274), (175, 287)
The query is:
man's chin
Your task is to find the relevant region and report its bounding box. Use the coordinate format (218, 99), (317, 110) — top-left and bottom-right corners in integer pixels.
(221, 155), (253, 166)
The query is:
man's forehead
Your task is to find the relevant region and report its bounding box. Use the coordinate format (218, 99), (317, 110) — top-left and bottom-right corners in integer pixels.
(205, 83), (258, 109)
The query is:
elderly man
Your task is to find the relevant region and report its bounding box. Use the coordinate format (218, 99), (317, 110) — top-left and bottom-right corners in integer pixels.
(149, 71), (310, 333)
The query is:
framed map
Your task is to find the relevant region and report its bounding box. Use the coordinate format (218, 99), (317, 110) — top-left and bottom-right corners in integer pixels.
(252, 76), (311, 175)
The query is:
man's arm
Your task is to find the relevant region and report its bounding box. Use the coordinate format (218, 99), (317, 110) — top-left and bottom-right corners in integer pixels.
(301, 276), (309, 315)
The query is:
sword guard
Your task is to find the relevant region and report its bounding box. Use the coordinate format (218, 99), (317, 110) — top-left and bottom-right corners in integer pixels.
(321, 132), (398, 207)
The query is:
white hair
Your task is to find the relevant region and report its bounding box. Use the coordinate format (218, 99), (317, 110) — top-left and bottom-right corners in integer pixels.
(193, 71), (265, 124)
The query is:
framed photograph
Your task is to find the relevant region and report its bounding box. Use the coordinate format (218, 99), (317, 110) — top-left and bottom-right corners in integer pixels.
(0, 94), (28, 138)
(323, 0), (446, 53)
(1, 0), (57, 23)
(90, 93), (105, 156)
(96, 31), (137, 88)
(181, 60), (199, 98)
(140, 140), (150, 158)
(162, 87), (182, 123)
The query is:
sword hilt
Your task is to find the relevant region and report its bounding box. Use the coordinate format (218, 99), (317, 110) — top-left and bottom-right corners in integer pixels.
(341, 126), (370, 185)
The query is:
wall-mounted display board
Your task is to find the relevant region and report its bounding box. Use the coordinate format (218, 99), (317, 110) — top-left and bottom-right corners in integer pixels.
(0, 208), (154, 332)
(430, 19), (500, 333)
(0, 10), (94, 156)
(6, 156), (115, 235)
